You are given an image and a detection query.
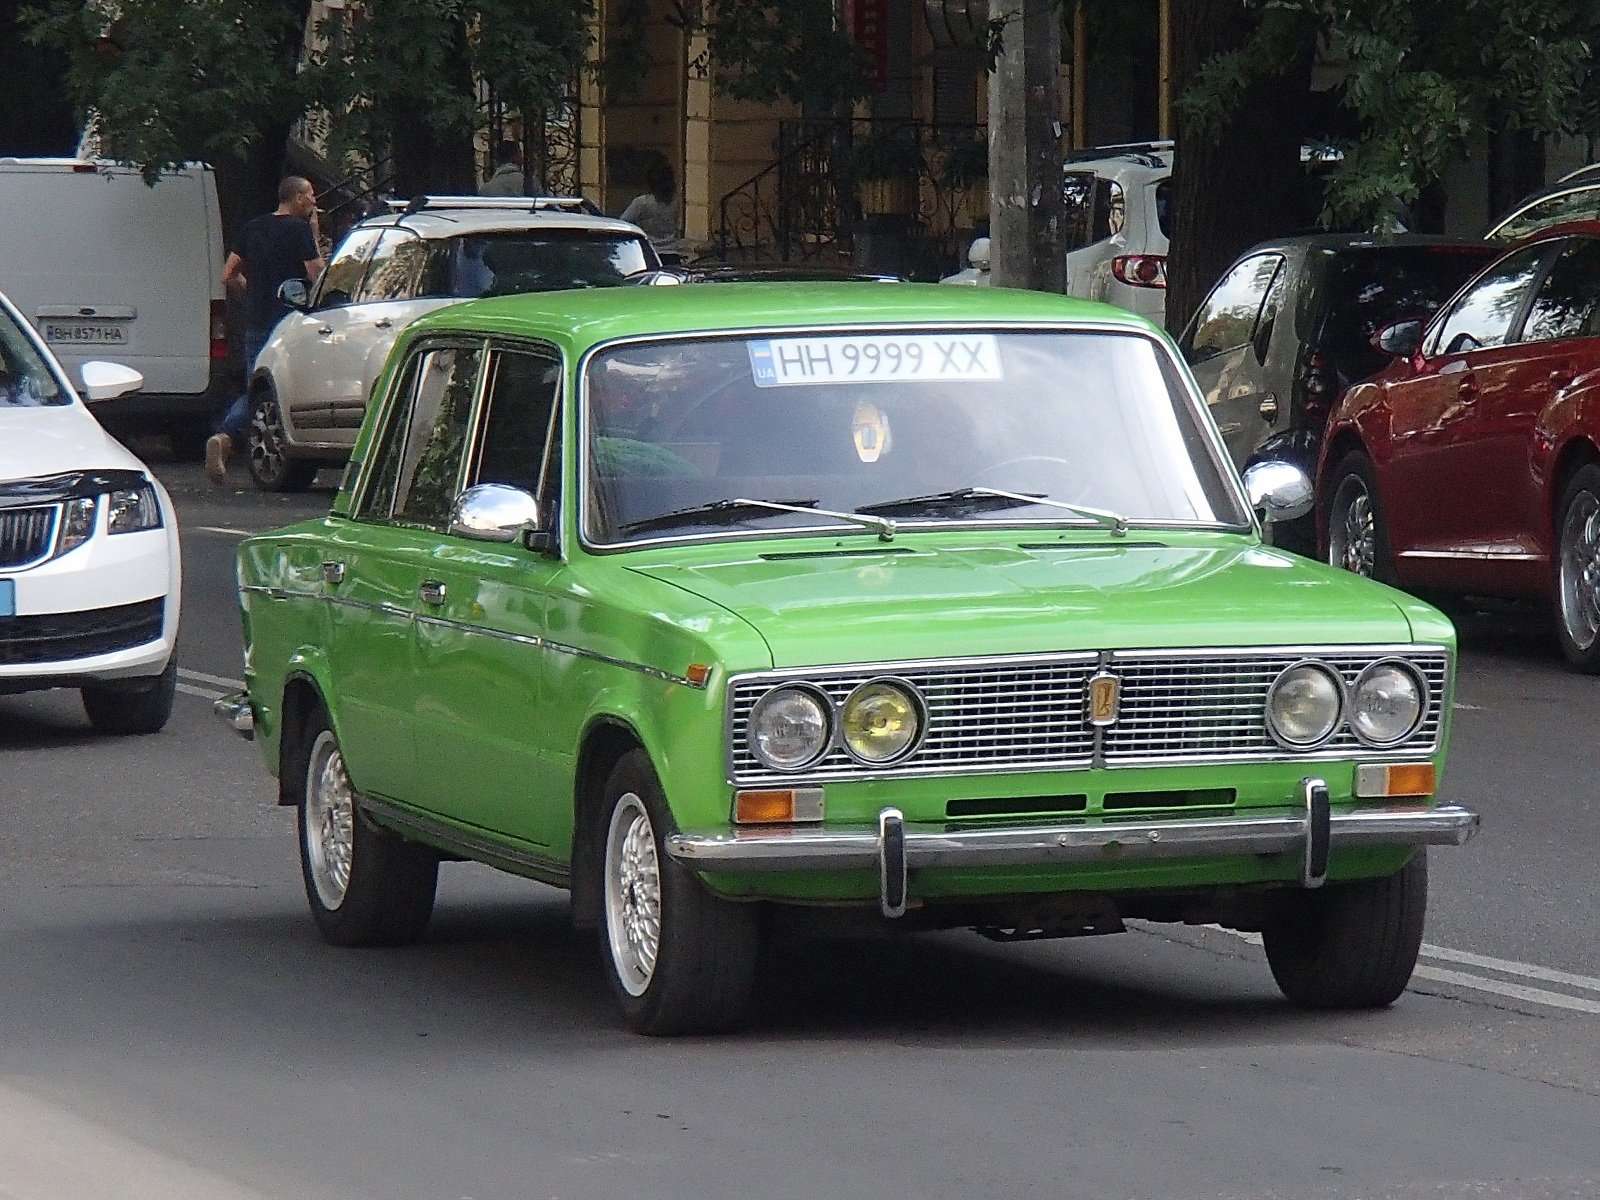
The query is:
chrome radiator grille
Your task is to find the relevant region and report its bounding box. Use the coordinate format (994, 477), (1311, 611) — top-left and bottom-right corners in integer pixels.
(0, 505), (57, 569)
(1101, 648), (1450, 764)
(727, 646), (1450, 783)
(729, 654), (1100, 782)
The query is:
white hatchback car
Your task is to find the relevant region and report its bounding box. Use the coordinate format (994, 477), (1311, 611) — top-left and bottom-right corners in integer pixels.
(247, 196), (659, 490)
(0, 289), (181, 734)
(941, 142), (1173, 321)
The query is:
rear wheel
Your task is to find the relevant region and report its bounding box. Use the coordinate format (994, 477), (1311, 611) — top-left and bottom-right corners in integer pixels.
(81, 656), (177, 735)
(1262, 852), (1427, 1009)
(1324, 451), (1396, 584)
(599, 750), (759, 1035)
(247, 389), (317, 492)
(1554, 463), (1600, 672)
(292, 705), (438, 947)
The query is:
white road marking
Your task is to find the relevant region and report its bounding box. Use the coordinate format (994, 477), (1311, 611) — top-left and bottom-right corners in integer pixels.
(1413, 966), (1600, 1015)
(178, 667), (244, 690)
(1419, 942), (1600, 994)
(190, 524), (254, 536)
(176, 683), (225, 701)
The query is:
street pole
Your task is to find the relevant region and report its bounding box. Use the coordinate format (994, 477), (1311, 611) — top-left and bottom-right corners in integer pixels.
(987, 0), (1064, 292)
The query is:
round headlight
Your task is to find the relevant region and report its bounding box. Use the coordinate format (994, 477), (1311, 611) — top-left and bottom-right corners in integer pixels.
(1266, 662), (1343, 749)
(841, 679), (922, 764)
(749, 686), (831, 771)
(1350, 661), (1425, 746)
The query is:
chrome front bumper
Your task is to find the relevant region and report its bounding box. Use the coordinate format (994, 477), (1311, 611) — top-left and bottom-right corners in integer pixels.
(213, 690), (255, 739)
(666, 780), (1479, 917)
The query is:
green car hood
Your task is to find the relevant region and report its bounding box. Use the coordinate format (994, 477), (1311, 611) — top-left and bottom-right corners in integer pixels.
(626, 538), (1422, 668)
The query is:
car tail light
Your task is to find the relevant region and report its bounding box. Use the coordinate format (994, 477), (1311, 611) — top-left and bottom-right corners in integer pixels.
(1111, 255), (1167, 288)
(210, 299), (229, 361)
(1299, 350), (1337, 421)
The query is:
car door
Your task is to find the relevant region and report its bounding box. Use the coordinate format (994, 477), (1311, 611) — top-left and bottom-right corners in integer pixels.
(272, 226), (383, 435)
(322, 338), (486, 808)
(411, 343), (568, 845)
(1181, 252), (1286, 465)
(1378, 243), (1552, 571)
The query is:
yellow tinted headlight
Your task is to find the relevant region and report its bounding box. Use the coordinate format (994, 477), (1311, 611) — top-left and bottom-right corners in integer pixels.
(841, 679), (921, 764)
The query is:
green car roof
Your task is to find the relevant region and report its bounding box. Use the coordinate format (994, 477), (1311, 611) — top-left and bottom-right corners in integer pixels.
(404, 282), (1160, 354)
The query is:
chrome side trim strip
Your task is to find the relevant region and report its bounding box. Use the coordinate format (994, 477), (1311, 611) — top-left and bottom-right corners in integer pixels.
(1398, 549), (1544, 562)
(358, 794), (571, 887)
(665, 802), (1480, 872)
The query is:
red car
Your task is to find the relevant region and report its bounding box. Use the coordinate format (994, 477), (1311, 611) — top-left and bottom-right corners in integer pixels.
(1317, 228), (1600, 671)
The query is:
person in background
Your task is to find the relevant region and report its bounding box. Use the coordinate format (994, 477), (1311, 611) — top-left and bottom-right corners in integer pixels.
(619, 162), (680, 251)
(206, 176), (323, 484)
(480, 140), (544, 197)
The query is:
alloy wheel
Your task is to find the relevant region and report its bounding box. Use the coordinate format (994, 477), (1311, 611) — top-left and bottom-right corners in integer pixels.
(1558, 488), (1600, 652)
(1328, 476), (1376, 577)
(604, 791), (662, 998)
(248, 395), (289, 484)
(304, 730), (355, 910)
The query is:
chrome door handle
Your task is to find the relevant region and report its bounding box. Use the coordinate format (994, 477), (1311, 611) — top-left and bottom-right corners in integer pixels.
(373, 317), (393, 330)
(321, 560), (345, 585)
(1258, 392), (1280, 422)
(317, 325), (333, 337)
(418, 580), (446, 605)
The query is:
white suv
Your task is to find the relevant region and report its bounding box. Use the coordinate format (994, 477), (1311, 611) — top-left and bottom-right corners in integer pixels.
(247, 197), (660, 490)
(942, 142), (1173, 321)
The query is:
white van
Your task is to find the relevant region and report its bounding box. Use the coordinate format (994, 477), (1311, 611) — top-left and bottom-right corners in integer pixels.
(0, 158), (228, 453)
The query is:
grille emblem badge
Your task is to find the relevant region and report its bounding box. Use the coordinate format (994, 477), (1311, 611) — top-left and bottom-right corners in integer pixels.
(1088, 672), (1121, 727)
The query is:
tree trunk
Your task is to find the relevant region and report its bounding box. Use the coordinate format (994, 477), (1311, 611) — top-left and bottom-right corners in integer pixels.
(1165, 2), (1317, 334)
(988, 0), (1064, 292)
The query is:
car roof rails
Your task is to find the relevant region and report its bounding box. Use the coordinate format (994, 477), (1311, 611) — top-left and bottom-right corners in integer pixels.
(1555, 162), (1600, 185)
(387, 194), (605, 217)
(1061, 140), (1174, 168)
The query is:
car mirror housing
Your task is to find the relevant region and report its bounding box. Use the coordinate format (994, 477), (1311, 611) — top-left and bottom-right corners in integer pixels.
(277, 279), (311, 311)
(967, 237), (991, 272)
(1241, 460), (1314, 524)
(78, 360), (144, 403)
(1371, 318), (1423, 359)
(448, 483), (541, 544)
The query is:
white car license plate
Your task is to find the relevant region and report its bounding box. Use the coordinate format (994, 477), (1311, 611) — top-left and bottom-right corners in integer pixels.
(0, 579), (14, 617)
(748, 333), (1003, 387)
(42, 319), (131, 348)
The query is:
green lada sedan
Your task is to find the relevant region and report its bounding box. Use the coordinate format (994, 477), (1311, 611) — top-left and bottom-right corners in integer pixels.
(218, 283), (1478, 1035)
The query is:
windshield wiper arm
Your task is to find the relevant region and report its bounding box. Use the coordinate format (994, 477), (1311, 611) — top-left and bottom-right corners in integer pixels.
(857, 486), (1128, 536)
(621, 497), (897, 541)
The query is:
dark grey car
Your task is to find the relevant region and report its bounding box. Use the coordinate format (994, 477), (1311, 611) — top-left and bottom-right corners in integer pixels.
(1179, 234), (1497, 553)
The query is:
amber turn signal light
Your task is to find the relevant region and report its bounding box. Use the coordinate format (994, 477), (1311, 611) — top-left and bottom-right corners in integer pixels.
(1353, 762), (1436, 799)
(733, 788), (825, 824)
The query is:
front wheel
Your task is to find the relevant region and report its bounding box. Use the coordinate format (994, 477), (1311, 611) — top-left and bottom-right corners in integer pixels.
(1262, 852), (1427, 1009)
(1324, 450), (1396, 584)
(1554, 463), (1600, 672)
(81, 656), (177, 735)
(247, 389), (318, 493)
(599, 750), (758, 1035)
(292, 706), (438, 947)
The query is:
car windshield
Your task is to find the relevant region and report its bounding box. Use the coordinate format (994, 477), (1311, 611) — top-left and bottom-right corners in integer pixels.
(0, 308), (67, 407)
(421, 231), (654, 299)
(582, 328), (1247, 545)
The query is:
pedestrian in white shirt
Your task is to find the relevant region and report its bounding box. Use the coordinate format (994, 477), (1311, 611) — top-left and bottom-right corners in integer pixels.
(619, 162), (680, 251)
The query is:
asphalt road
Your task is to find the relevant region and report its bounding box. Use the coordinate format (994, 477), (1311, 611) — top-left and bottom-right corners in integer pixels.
(3, 455), (1597, 1200)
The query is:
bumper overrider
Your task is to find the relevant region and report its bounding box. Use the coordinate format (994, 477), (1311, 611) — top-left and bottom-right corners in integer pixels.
(667, 779), (1479, 918)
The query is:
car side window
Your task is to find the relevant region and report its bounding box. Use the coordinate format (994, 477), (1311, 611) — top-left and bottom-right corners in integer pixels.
(356, 229), (427, 303)
(1426, 245), (1548, 356)
(353, 353), (422, 521)
(314, 227), (382, 309)
(1061, 172), (1096, 252)
(1523, 239), (1600, 343)
(1185, 254), (1284, 362)
(391, 344), (485, 528)
(469, 347), (562, 518)
(1491, 187), (1600, 243)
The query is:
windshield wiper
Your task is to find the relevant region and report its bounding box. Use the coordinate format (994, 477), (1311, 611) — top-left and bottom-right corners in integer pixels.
(856, 487), (1129, 537)
(621, 497), (897, 541)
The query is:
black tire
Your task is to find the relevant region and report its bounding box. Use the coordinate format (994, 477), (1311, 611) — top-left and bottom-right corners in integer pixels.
(1323, 450), (1397, 585)
(597, 749), (759, 1035)
(1553, 463), (1600, 673)
(81, 656), (177, 735)
(247, 388), (318, 493)
(1262, 852), (1427, 1010)
(291, 704), (438, 947)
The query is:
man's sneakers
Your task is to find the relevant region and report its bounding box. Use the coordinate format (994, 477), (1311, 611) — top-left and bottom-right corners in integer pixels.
(204, 433), (232, 485)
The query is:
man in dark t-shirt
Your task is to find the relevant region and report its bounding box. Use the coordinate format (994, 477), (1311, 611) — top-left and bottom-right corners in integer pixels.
(206, 176), (324, 484)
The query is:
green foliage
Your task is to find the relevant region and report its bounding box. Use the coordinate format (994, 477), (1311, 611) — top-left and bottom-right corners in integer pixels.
(22, 0), (313, 178)
(682, 2), (871, 110)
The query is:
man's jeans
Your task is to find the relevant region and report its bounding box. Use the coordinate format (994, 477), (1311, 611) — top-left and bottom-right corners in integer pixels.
(213, 328), (269, 447)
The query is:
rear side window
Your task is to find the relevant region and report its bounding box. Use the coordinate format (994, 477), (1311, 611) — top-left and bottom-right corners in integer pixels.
(1153, 179), (1173, 240)
(1315, 245), (1499, 378)
(1185, 254), (1283, 361)
(1523, 239), (1600, 342)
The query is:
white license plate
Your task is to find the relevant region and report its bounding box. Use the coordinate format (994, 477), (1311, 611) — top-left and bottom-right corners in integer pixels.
(748, 334), (1003, 387)
(43, 320), (130, 347)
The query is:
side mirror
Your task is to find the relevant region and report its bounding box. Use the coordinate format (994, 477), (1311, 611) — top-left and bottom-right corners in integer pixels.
(967, 236), (991, 272)
(78, 360), (144, 403)
(448, 483), (541, 544)
(278, 279), (311, 311)
(1371, 318), (1423, 359)
(1241, 460), (1314, 524)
